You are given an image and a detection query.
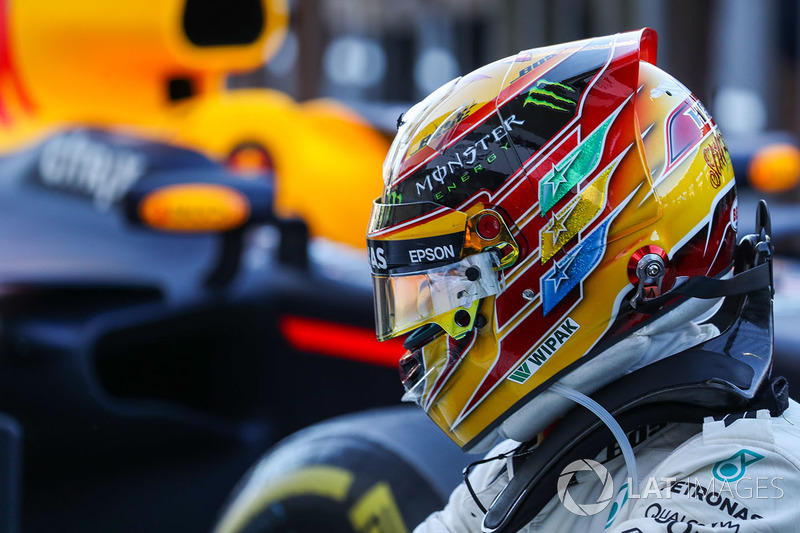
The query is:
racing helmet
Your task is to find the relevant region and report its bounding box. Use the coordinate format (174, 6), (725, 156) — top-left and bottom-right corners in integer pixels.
(367, 29), (737, 451)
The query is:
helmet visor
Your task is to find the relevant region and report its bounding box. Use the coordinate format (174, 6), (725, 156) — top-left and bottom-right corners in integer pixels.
(372, 251), (502, 341)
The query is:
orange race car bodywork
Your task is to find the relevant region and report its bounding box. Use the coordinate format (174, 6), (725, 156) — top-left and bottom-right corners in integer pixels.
(0, 0), (387, 248)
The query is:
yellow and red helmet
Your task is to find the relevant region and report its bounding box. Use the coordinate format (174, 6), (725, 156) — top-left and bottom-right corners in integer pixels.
(367, 29), (737, 451)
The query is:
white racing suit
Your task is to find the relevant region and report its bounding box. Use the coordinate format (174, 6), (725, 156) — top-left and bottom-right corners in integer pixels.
(415, 399), (800, 532)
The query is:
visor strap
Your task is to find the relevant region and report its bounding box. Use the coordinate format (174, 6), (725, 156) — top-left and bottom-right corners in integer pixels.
(635, 261), (770, 313)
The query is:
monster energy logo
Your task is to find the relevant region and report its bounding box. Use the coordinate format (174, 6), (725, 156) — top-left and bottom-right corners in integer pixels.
(377, 191), (403, 227)
(386, 191), (402, 204)
(524, 79), (577, 112)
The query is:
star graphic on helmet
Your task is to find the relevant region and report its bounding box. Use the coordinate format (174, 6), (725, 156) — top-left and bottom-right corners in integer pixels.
(545, 213), (567, 246)
(545, 162), (568, 192)
(543, 201), (578, 246)
(547, 262), (570, 291)
(542, 150), (580, 194)
(547, 255), (572, 291)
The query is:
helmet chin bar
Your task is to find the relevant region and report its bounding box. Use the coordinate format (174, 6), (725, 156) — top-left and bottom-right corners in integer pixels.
(480, 200), (785, 533)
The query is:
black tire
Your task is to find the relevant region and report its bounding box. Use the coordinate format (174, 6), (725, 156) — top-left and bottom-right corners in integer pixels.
(213, 405), (471, 533)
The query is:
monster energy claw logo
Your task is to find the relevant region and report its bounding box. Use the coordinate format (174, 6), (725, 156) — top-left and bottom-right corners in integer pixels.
(378, 191), (403, 227)
(386, 191), (402, 204)
(524, 79), (577, 112)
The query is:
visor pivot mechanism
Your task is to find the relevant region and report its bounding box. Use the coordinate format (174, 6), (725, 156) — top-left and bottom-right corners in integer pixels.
(466, 266), (481, 281)
(454, 309), (472, 327)
(476, 213), (502, 240)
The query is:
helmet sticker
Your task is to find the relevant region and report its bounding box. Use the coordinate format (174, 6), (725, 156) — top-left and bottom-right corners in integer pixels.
(507, 317), (580, 384)
(400, 113), (525, 205)
(523, 79), (578, 112)
(505, 51), (557, 86)
(649, 78), (684, 99)
(409, 101), (478, 157)
(367, 232), (465, 274)
(703, 132), (731, 189)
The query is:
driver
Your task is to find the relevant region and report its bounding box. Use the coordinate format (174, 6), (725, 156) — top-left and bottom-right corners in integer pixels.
(366, 29), (800, 532)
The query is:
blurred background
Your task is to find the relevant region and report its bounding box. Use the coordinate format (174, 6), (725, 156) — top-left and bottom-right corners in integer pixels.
(234, 0), (799, 142)
(0, 1), (799, 533)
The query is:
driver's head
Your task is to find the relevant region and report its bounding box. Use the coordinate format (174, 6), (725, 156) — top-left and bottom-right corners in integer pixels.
(367, 29), (737, 452)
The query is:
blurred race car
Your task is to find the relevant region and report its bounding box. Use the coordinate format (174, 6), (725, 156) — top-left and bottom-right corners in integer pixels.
(0, 0), (387, 249)
(0, 2), (406, 531)
(0, 128), (403, 533)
